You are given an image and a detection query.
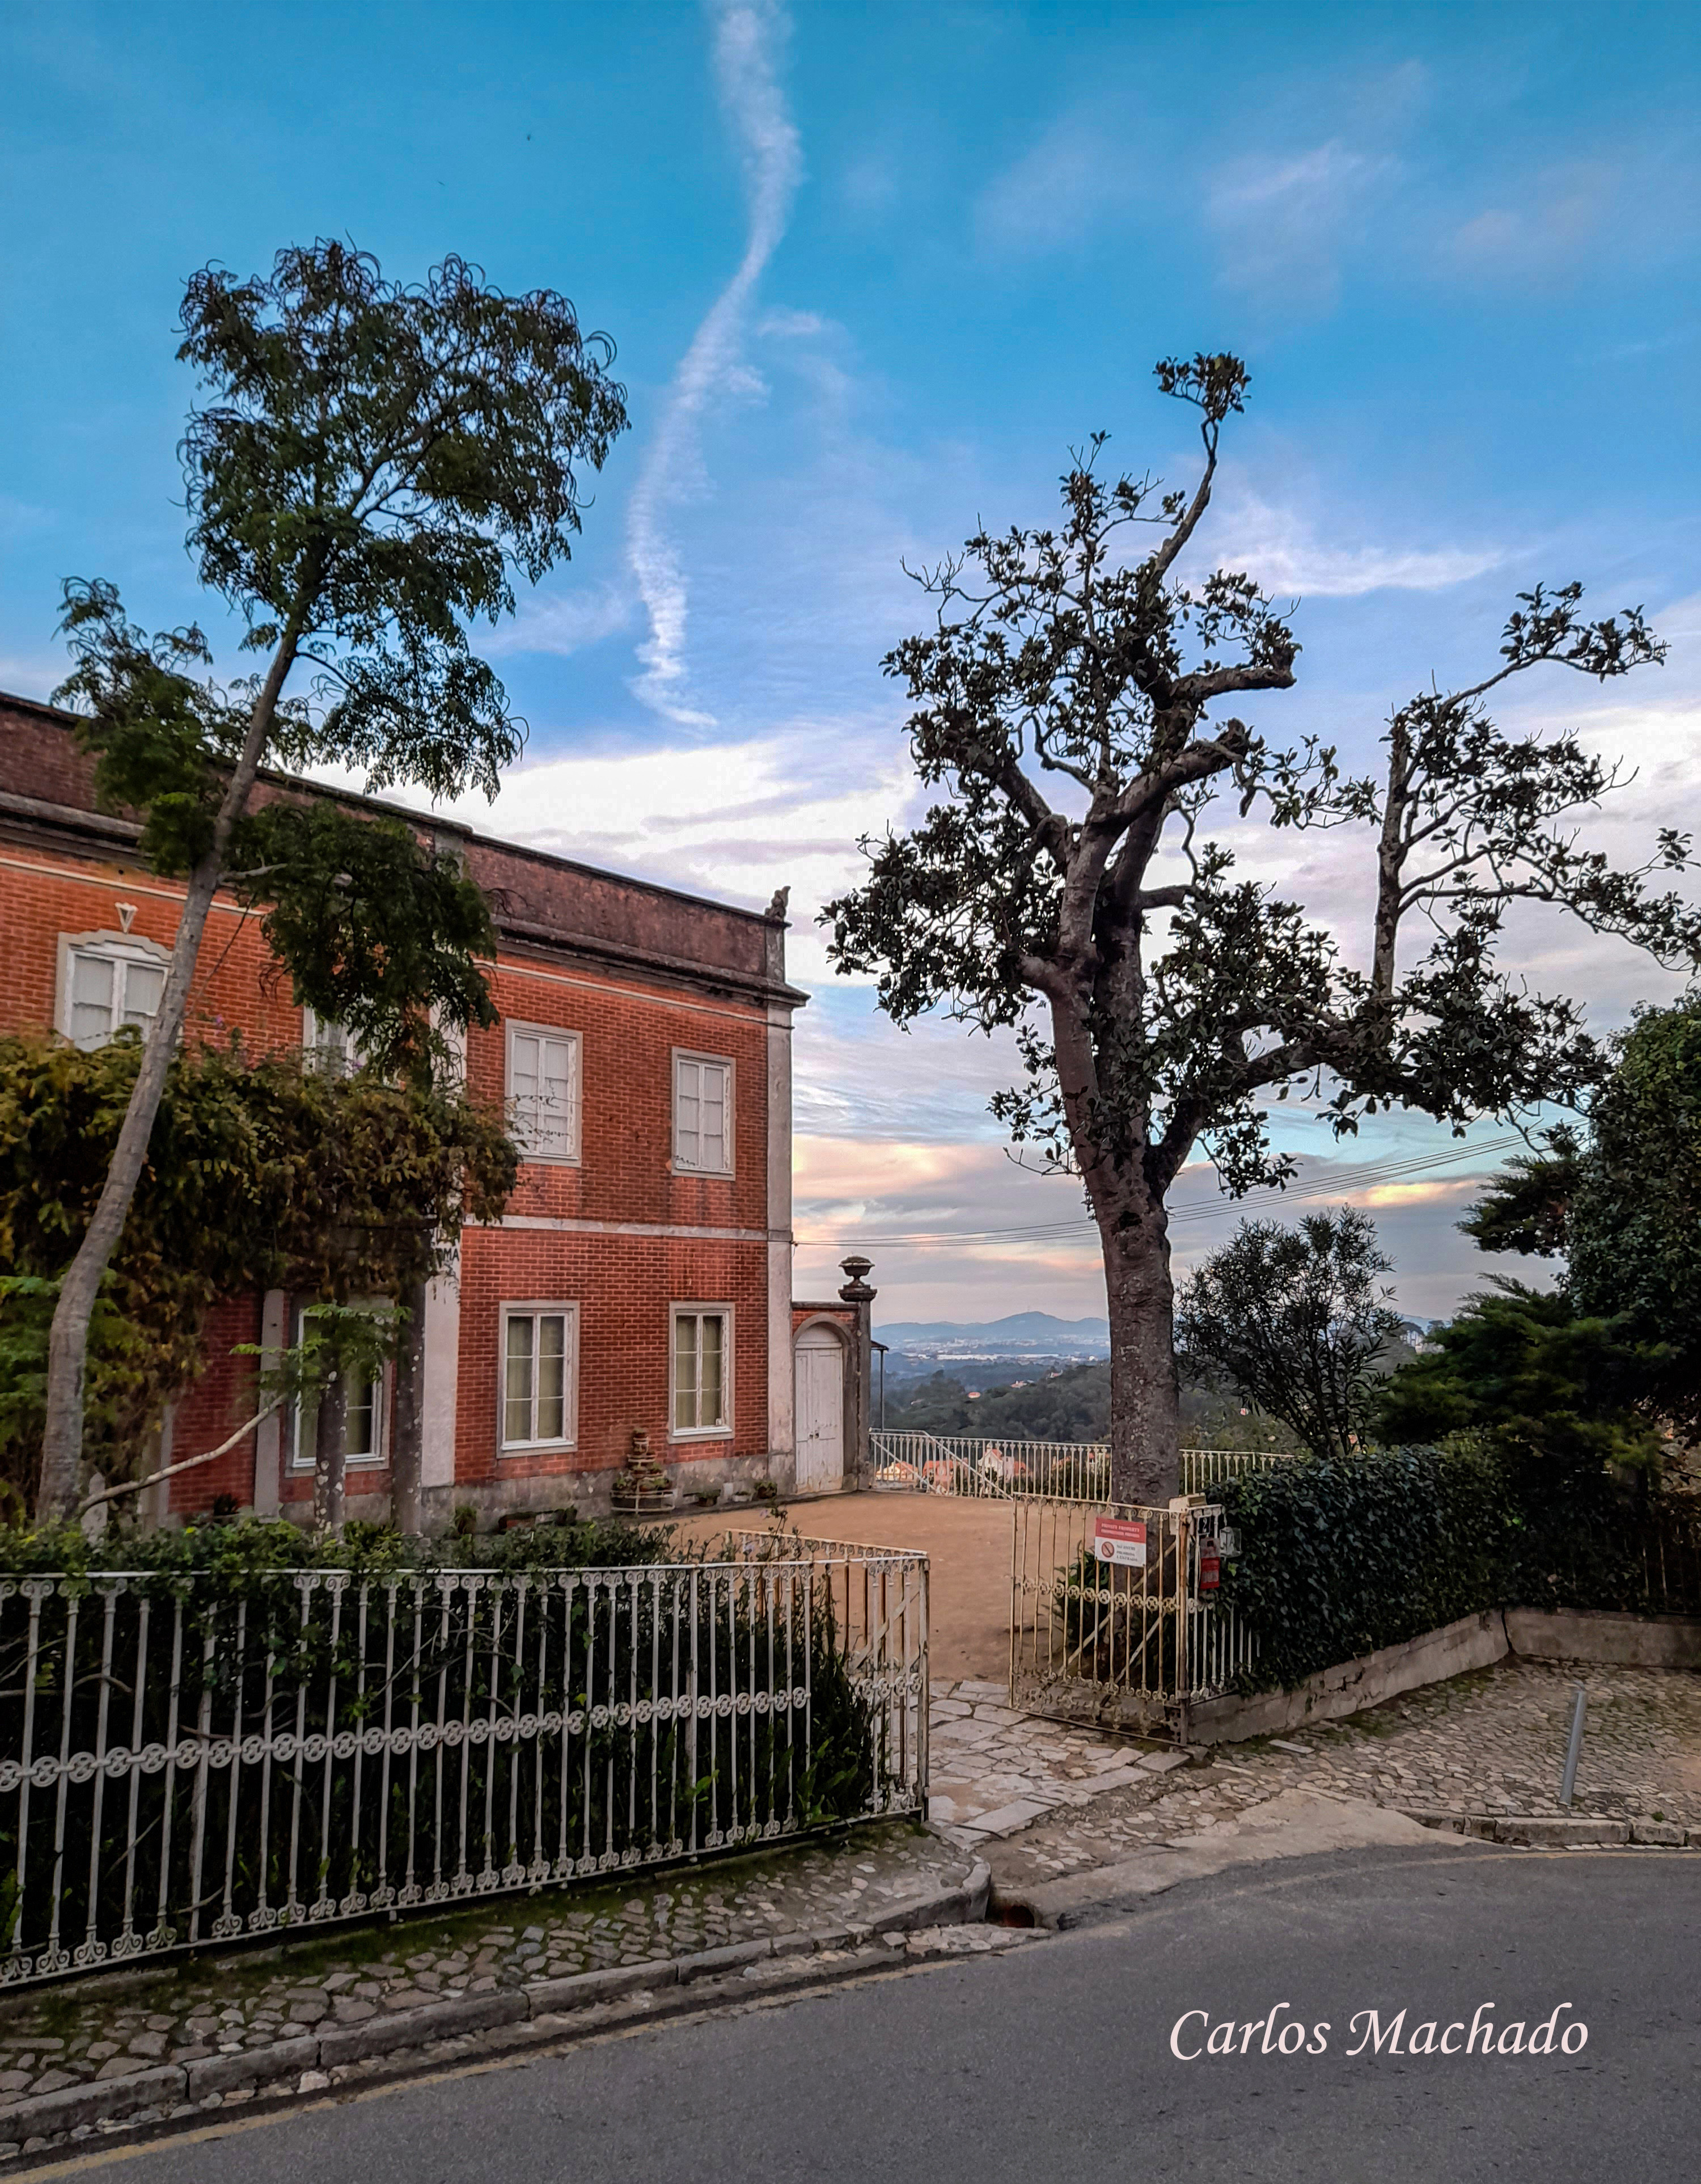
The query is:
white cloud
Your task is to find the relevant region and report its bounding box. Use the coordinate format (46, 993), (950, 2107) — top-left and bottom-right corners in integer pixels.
(1446, 156), (1681, 288)
(485, 581), (635, 659)
(625, 0), (803, 727)
(404, 725), (915, 973)
(1207, 140), (1396, 309)
(1209, 485), (1505, 598)
(791, 1128), (1535, 1325)
(975, 117), (1137, 255)
(756, 307), (828, 339)
(0, 649), (63, 699)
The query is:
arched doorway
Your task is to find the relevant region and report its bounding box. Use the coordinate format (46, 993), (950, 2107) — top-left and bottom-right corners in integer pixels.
(793, 1321), (847, 1492)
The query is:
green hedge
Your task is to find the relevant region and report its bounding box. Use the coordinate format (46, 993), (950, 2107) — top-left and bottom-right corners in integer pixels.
(0, 1511), (680, 1583)
(1218, 1446), (1701, 1694)
(1217, 1444), (1516, 1691)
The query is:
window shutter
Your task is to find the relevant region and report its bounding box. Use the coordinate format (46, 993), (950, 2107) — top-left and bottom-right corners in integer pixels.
(121, 961), (164, 1032)
(701, 1064), (727, 1172)
(70, 953), (116, 1048)
(541, 1037), (575, 1156)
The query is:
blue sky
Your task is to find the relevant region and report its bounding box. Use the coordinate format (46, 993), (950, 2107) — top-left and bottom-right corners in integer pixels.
(3, 1), (1698, 1321)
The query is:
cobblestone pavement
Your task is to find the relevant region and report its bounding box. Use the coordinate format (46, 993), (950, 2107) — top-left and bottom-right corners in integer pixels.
(0, 1824), (967, 2137)
(973, 1658), (1701, 1889)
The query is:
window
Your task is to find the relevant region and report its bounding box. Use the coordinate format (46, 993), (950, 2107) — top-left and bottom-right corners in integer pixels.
(672, 1053), (733, 1175)
(671, 1307), (731, 1437)
(302, 1007), (362, 1077)
(289, 1307), (384, 1471)
(501, 1304), (579, 1451)
(58, 936), (168, 1051)
(507, 1024), (581, 1163)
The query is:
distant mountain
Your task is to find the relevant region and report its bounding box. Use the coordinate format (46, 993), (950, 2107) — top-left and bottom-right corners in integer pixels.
(876, 1311), (1111, 1354)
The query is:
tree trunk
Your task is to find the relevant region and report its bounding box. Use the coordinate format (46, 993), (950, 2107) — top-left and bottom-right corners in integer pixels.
(313, 1371), (349, 1536)
(37, 620), (306, 1519)
(390, 1276), (429, 1535)
(1099, 1197), (1182, 1509)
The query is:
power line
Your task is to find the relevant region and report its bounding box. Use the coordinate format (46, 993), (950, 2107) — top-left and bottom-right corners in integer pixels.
(794, 1134), (1521, 1250)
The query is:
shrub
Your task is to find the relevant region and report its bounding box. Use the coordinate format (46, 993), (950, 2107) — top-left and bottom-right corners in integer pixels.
(0, 1511), (676, 1584)
(1218, 1443), (1517, 1691)
(1216, 1442), (1701, 1692)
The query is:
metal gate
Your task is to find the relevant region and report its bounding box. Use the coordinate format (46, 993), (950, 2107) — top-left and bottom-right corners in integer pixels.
(1009, 1496), (1255, 1741)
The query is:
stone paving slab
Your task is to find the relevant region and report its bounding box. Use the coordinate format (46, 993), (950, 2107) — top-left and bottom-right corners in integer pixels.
(970, 1657), (1701, 1894)
(0, 1823), (974, 2158)
(926, 1680), (1182, 1844)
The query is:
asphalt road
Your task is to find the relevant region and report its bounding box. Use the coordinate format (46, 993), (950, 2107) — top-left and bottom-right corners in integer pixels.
(42, 1847), (1701, 2184)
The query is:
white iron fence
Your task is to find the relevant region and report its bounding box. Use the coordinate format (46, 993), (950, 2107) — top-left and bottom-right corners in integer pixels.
(870, 1431), (1107, 1499)
(0, 1541), (927, 1990)
(1179, 1447), (1296, 1494)
(1010, 1496), (1256, 1738)
(870, 1431), (1293, 1501)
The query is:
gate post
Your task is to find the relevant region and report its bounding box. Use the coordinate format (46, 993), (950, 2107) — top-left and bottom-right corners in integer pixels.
(836, 1256), (877, 1488)
(1169, 1494), (1205, 1746)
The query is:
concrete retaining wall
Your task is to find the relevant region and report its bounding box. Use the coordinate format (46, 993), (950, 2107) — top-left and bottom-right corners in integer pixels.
(1188, 1604), (1701, 1744)
(1188, 1611), (1509, 1744)
(1506, 1607), (1701, 1670)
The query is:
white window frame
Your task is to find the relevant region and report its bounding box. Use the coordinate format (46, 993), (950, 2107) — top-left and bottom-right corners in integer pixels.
(498, 1302), (580, 1454)
(671, 1051), (734, 1177)
(54, 932), (171, 1051)
(287, 1304), (388, 1473)
(301, 1006), (364, 1077)
(670, 1303), (734, 1441)
(506, 1021), (583, 1165)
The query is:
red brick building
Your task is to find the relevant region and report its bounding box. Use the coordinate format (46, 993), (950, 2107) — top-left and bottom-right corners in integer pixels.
(0, 692), (872, 1526)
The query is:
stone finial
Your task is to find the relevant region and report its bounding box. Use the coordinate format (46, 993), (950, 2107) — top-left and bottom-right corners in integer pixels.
(837, 1253), (876, 1303)
(765, 886), (790, 922)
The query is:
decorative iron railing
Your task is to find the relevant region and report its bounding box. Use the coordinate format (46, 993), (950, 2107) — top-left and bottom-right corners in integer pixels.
(1179, 1447), (1296, 1494)
(1009, 1496), (1256, 1737)
(0, 1541), (927, 1990)
(870, 1431), (1107, 1500)
(870, 1431), (1293, 1502)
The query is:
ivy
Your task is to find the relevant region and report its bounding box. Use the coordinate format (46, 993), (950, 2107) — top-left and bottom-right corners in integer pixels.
(0, 1032), (517, 1499)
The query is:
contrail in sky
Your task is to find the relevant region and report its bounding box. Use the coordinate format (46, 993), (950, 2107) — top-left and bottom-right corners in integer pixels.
(627, 1), (802, 726)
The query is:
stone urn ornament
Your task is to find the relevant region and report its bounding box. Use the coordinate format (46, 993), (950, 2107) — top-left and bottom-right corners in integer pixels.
(611, 1429), (677, 1515)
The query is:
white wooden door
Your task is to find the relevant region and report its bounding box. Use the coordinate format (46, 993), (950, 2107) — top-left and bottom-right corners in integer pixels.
(793, 1327), (845, 1492)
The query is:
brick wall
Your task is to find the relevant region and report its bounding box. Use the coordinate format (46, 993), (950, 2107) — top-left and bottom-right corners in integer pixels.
(1, 696), (799, 1526)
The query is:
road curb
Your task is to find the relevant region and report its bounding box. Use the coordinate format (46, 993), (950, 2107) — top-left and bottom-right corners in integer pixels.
(1397, 1809), (1701, 1848)
(0, 1859), (992, 2158)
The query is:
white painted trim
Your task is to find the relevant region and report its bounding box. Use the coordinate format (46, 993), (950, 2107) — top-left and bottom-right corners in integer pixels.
(670, 1048), (735, 1177)
(498, 953), (782, 1032)
(420, 1260), (462, 1490)
(0, 854), (251, 916)
(505, 1019), (583, 1167)
(53, 930), (171, 1047)
(301, 1006), (363, 1076)
(668, 1302), (735, 1442)
(141, 1404), (174, 1531)
(252, 1290), (286, 1514)
(765, 1000), (794, 1477)
(499, 1215), (776, 1241)
(287, 1303), (389, 1472)
(497, 1300), (581, 1454)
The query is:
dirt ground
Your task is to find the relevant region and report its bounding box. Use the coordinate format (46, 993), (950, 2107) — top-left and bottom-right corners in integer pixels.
(663, 1490), (1015, 1682)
